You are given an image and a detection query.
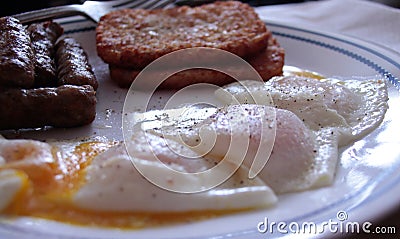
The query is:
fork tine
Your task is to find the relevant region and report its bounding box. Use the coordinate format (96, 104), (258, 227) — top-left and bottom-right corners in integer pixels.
(133, 0), (176, 9)
(112, 0), (147, 8)
(149, 0), (176, 9)
(13, 0), (178, 25)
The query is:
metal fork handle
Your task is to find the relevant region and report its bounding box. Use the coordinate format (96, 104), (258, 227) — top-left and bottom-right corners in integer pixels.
(13, 4), (86, 24)
(12, 0), (215, 24)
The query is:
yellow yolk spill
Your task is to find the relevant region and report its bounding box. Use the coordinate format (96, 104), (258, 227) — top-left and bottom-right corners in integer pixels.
(283, 66), (325, 80)
(1, 141), (245, 229)
(1, 141), (115, 225)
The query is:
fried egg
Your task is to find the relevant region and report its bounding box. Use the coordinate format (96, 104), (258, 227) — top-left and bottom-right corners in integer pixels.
(215, 75), (388, 145)
(130, 104), (339, 194)
(74, 136), (277, 212)
(0, 132), (276, 228)
(0, 74), (389, 229)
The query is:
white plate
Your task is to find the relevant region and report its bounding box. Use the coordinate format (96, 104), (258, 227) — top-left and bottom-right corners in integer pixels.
(1, 18), (399, 239)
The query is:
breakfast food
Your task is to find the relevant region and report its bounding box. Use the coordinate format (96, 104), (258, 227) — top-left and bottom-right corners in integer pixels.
(0, 85), (96, 130)
(96, 1), (284, 88)
(0, 134), (276, 227)
(0, 0), (391, 232)
(215, 76), (388, 145)
(27, 21), (64, 86)
(0, 17), (35, 88)
(135, 104), (337, 194)
(0, 74), (389, 228)
(0, 17), (97, 130)
(55, 37), (98, 90)
(109, 36), (285, 89)
(97, 1), (270, 68)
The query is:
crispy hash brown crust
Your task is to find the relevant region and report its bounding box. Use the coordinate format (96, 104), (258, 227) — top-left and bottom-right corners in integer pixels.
(96, 1), (270, 68)
(109, 36), (285, 89)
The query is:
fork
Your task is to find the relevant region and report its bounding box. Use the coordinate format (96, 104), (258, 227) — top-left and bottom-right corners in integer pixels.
(12, 0), (176, 24)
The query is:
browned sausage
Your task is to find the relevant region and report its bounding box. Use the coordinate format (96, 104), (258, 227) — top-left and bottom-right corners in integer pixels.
(27, 21), (64, 87)
(55, 37), (98, 90)
(0, 85), (96, 130)
(0, 17), (35, 88)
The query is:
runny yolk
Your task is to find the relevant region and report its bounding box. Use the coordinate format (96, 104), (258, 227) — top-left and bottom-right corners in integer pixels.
(1, 141), (243, 229)
(1, 141), (116, 225)
(283, 65), (325, 80)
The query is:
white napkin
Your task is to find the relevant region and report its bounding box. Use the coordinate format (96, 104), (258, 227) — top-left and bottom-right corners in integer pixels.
(255, 0), (400, 54)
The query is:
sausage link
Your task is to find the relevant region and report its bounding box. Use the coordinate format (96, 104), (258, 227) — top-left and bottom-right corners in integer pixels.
(0, 85), (96, 130)
(27, 21), (64, 87)
(0, 17), (35, 88)
(55, 37), (98, 90)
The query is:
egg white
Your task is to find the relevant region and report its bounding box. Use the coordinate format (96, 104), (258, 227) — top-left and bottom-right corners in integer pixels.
(74, 134), (278, 212)
(212, 75), (388, 193)
(215, 76), (388, 145)
(0, 137), (56, 212)
(0, 169), (27, 211)
(126, 103), (340, 194)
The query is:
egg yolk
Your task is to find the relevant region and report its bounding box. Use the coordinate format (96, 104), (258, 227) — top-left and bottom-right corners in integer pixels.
(0, 141), (245, 229)
(283, 65), (325, 80)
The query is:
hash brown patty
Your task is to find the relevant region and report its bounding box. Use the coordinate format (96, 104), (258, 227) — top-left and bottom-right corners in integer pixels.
(109, 36), (285, 89)
(96, 1), (271, 69)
